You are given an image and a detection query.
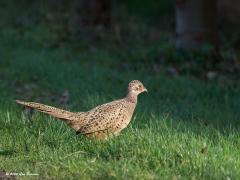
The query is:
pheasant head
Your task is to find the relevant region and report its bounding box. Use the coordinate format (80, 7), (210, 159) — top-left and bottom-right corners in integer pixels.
(127, 80), (147, 102)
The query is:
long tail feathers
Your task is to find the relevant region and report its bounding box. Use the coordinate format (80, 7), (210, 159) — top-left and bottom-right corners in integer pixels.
(16, 100), (79, 123)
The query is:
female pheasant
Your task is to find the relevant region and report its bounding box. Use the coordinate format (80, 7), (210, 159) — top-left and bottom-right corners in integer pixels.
(16, 80), (147, 139)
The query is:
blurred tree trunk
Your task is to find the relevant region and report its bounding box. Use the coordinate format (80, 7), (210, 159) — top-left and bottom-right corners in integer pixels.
(175, 0), (218, 49)
(75, 0), (112, 28)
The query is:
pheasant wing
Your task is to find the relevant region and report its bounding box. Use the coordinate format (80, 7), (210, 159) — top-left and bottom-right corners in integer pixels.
(78, 100), (126, 135)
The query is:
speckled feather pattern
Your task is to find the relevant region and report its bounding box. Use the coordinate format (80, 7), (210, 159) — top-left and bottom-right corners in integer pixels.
(16, 80), (147, 139)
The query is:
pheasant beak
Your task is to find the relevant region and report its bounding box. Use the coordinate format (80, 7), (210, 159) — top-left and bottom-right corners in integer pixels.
(143, 87), (148, 93)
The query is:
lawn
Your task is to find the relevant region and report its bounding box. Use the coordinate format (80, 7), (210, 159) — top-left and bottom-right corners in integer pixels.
(0, 8), (240, 180)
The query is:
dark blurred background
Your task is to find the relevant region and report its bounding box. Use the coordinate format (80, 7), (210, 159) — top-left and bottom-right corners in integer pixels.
(0, 0), (240, 98)
(1, 0), (239, 77)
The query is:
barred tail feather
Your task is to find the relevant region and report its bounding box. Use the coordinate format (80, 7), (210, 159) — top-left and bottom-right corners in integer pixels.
(15, 100), (77, 122)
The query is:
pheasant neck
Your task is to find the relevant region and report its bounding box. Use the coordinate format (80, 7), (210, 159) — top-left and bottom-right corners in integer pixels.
(126, 92), (138, 103)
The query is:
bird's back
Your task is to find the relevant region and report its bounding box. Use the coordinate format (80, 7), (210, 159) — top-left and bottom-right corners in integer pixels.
(77, 98), (136, 138)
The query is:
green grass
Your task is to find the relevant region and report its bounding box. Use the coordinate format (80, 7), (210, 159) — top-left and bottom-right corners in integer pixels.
(0, 17), (240, 180)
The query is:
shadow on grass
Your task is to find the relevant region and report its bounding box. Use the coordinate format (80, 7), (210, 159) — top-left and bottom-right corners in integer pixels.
(0, 149), (15, 156)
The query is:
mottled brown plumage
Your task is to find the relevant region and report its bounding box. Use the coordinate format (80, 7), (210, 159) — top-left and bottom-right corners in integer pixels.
(16, 80), (147, 139)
